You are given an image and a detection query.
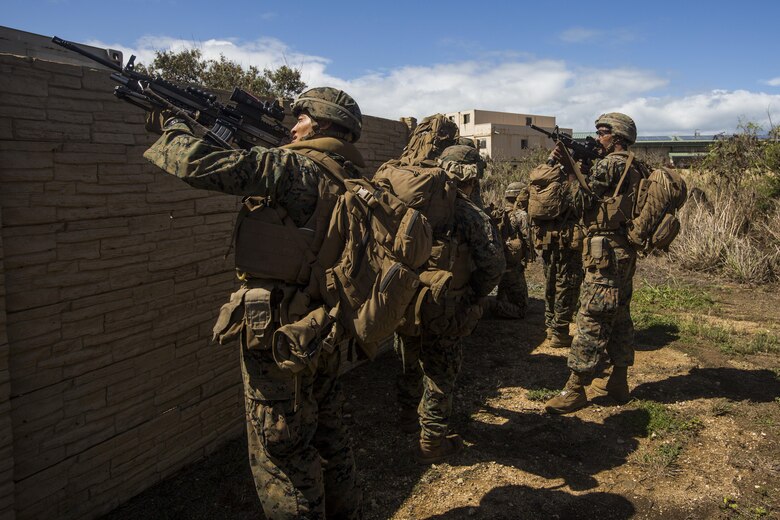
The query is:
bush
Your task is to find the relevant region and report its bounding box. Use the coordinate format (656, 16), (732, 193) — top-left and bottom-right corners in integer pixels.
(668, 120), (780, 284)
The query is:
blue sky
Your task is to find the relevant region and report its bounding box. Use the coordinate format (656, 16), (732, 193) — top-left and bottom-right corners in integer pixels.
(5, 0), (780, 134)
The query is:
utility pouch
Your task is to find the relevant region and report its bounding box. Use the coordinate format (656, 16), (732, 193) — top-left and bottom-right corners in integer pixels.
(584, 235), (612, 270)
(418, 269), (453, 303)
(272, 306), (334, 374)
(212, 287), (249, 345)
(589, 236), (605, 260)
(649, 213), (681, 252)
(244, 287), (275, 350)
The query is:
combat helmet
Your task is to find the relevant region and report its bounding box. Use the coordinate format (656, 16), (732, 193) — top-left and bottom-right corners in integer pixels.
(438, 144), (485, 183)
(595, 112), (636, 145)
(292, 87), (363, 142)
(456, 136), (477, 148)
(504, 181), (524, 200)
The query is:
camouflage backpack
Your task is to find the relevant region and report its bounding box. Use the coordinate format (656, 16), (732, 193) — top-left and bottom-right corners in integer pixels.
(227, 138), (433, 361)
(292, 145), (435, 358)
(586, 152), (687, 254)
(627, 160), (688, 254)
(398, 114), (459, 166)
(527, 162), (566, 221)
(374, 136), (485, 338)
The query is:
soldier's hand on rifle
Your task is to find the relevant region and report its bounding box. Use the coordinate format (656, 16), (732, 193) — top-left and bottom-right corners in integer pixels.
(145, 108), (178, 135)
(548, 142), (565, 164)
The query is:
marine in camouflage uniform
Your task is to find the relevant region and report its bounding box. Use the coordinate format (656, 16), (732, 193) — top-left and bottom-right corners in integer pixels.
(484, 182), (532, 319)
(545, 112), (639, 415)
(396, 143), (505, 463)
(143, 88), (364, 519)
(533, 187), (584, 347)
(455, 136), (486, 209)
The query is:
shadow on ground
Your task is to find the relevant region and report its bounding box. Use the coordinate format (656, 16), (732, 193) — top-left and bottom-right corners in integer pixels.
(425, 484), (636, 520)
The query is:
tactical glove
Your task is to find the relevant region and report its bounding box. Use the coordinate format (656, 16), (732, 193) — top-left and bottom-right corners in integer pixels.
(145, 108), (180, 135)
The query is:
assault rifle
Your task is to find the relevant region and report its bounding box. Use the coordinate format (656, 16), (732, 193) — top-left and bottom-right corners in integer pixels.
(52, 36), (290, 149)
(530, 124), (602, 167)
(530, 124), (596, 194)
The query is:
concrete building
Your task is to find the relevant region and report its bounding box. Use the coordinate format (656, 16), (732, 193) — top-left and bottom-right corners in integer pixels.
(445, 109), (572, 160)
(573, 131), (719, 167)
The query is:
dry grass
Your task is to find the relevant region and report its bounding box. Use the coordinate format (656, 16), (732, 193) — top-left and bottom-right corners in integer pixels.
(668, 182), (780, 284)
(481, 148), (549, 207)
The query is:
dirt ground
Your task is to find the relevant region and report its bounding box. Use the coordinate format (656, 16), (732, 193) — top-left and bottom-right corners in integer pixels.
(104, 259), (780, 520)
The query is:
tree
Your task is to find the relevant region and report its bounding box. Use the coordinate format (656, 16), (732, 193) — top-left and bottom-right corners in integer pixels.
(137, 49), (306, 99)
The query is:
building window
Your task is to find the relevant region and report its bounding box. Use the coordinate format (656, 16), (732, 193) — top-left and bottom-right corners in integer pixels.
(463, 113), (470, 124)
(521, 139), (528, 149)
(525, 117), (532, 126)
(477, 138), (487, 149)
(448, 116), (454, 121)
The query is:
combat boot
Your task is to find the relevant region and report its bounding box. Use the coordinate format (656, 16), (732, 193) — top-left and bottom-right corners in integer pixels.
(399, 407), (419, 434)
(415, 434), (463, 464)
(547, 332), (572, 348)
(589, 366), (630, 403)
(544, 371), (588, 414)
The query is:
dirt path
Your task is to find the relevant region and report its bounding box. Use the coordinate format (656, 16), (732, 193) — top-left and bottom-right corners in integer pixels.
(104, 260), (780, 519)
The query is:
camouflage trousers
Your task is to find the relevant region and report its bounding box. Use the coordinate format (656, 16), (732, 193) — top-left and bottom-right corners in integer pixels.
(488, 264), (528, 319)
(241, 339), (361, 519)
(395, 333), (463, 442)
(542, 242), (584, 337)
(568, 239), (637, 374)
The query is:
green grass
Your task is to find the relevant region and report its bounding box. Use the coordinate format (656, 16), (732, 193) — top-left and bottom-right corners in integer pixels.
(633, 281), (716, 313)
(711, 399), (736, 416)
(632, 400), (703, 437)
(638, 441), (684, 470)
(632, 291), (780, 355)
(629, 400), (702, 475)
(526, 388), (558, 402)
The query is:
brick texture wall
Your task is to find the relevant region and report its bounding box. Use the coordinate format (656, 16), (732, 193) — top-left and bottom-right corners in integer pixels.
(0, 53), (409, 519)
(0, 208), (16, 520)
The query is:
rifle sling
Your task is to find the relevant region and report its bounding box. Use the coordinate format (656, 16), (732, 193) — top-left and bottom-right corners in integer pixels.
(557, 141), (592, 195)
(611, 152), (635, 199)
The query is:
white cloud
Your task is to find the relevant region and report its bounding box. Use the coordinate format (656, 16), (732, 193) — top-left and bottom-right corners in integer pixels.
(764, 77), (780, 86)
(88, 35), (328, 76)
(90, 35), (780, 135)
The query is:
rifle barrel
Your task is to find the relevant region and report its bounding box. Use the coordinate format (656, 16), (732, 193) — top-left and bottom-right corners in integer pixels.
(51, 36), (123, 72)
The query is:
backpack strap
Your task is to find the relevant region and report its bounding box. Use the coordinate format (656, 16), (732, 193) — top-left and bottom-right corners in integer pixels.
(558, 141), (592, 195)
(292, 147), (349, 187)
(611, 152), (635, 198)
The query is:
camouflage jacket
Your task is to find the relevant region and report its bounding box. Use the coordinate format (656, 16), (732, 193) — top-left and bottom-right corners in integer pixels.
(143, 123), (359, 227)
(570, 151), (629, 215)
(454, 196), (505, 297)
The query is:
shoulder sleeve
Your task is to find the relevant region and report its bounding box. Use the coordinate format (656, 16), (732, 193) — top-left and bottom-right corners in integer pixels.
(143, 124), (320, 199)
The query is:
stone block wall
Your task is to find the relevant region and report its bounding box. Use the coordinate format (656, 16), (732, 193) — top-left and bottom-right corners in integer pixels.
(0, 209), (15, 520)
(0, 52), (409, 519)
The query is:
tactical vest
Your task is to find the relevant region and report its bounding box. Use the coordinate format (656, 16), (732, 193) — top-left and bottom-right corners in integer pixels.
(231, 138), (359, 285)
(583, 152), (643, 235)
